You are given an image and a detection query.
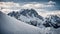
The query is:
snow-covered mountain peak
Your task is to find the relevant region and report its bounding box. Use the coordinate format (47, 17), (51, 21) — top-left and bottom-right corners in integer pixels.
(20, 9), (43, 19)
(43, 15), (60, 29)
(0, 11), (42, 34)
(20, 9), (38, 17)
(8, 9), (44, 27)
(1, 11), (56, 34)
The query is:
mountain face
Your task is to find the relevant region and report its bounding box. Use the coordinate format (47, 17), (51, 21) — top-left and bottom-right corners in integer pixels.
(43, 15), (60, 29)
(8, 9), (43, 27)
(8, 9), (60, 29)
(1, 11), (60, 34)
(20, 9), (43, 19)
(1, 11), (58, 34)
(0, 11), (42, 34)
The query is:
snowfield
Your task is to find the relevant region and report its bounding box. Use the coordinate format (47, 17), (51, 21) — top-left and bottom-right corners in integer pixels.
(0, 11), (41, 34)
(0, 11), (46, 34)
(0, 11), (60, 34)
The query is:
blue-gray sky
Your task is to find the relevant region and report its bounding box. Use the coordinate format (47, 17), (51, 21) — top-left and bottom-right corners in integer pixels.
(0, 0), (60, 3)
(0, 0), (60, 6)
(0, 0), (60, 10)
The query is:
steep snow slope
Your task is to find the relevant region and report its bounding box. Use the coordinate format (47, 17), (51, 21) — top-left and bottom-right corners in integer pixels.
(0, 11), (60, 34)
(0, 11), (42, 34)
(2, 11), (59, 34)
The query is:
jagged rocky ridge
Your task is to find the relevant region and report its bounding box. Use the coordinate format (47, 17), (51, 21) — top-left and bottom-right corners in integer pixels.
(1, 11), (60, 34)
(8, 9), (60, 29)
(8, 9), (43, 27)
(43, 15), (60, 28)
(0, 11), (42, 34)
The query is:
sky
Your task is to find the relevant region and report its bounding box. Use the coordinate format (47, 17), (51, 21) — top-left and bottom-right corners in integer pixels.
(0, 0), (60, 17)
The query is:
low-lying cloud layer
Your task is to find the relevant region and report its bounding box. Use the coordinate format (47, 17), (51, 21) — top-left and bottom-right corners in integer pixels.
(0, 1), (56, 10)
(0, 1), (60, 17)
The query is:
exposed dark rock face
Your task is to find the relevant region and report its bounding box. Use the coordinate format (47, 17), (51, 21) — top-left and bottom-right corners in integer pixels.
(43, 15), (60, 29)
(8, 9), (43, 27)
(8, 9), (60, 29)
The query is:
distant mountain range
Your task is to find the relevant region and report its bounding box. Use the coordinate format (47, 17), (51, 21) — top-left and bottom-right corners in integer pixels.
(8, 9), (60, 29)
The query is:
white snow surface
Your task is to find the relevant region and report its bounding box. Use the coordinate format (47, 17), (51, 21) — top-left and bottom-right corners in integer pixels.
(0, 11), (60, 34)
(0, 11), (47, 34)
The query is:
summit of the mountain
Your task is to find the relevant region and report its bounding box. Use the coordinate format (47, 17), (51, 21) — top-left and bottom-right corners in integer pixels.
(0, 11), (42, 34)
(8, 9), (43, 27)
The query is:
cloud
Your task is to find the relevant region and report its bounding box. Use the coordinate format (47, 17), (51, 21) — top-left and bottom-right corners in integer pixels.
(48, 1), (56, 5)
(0, 2), (21, 14)
(0, 1), (58, 15)
(22, 2), (55, 9)
(0, 1), (55, 9)
(21, 1), (56, 10)
(0, 2), (21, 10)
(37, 10), (60, 17)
